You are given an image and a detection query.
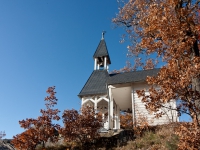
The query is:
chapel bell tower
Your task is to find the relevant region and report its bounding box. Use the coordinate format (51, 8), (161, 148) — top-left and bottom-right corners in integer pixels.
(93, 32), (111, 70)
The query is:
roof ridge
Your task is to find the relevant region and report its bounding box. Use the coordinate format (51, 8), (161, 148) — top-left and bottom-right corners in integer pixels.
(107, 68), (160, 85)
(109, 68), (160, 75)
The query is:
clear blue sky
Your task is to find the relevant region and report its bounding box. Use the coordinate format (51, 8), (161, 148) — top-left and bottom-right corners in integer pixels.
(0, 0), (189, 139)
(0, 0), (129, 139)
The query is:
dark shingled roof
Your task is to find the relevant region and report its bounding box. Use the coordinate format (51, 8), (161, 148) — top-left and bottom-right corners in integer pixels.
(93, 39), (111, 64)
(107, 68), (160, 85)
(78, 69), (160, 97)
(78, 70), (109, 96)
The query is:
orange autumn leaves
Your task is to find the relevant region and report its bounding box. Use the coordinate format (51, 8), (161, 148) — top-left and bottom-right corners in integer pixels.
(60, 106), (103, 145)
(12, 87), (103, 150)
(12, 86), (61, 149)
(114, 0), (200, 149)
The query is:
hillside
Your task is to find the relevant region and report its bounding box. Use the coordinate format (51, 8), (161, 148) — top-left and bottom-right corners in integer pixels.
(34, 123), (179, 150)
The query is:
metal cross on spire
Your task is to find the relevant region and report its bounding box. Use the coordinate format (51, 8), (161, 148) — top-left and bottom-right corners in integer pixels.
(101, 31), (106, 39)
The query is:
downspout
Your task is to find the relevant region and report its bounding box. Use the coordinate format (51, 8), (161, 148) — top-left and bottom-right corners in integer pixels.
(131, 85), (136, 127)
(107, 83), (110, 130)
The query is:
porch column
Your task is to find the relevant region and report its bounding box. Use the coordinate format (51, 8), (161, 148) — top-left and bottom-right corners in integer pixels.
(94, 97), (97, 117)
(108, 86), (113, 129)
(81, 97), (84, 114)
(102, 113), (105, 120)
(94, 58), (97, 70)
(104, 57), (107, 69)
(81, 97), (84, 106)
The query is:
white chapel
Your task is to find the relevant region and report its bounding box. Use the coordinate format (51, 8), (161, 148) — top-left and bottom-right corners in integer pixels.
(78, 33), (178, 131)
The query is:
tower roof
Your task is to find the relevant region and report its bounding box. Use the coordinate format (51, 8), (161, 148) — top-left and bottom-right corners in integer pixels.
(78, 70), (109, 96)
(93, 39), (111, 64)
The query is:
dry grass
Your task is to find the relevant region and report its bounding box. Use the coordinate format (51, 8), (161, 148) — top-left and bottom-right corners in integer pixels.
(115, 123), (179, 150)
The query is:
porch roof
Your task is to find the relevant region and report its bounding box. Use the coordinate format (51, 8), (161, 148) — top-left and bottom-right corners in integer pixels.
(107, 68), (160, 85)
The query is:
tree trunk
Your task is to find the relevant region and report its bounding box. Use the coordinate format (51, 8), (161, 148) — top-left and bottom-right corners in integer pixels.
(192, 40), (200, 125)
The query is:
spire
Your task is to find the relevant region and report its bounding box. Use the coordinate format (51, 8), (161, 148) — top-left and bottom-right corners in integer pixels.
(101, 31), (106, 40)
(93, 31), (110, 59)
(93, 32), (111, 71)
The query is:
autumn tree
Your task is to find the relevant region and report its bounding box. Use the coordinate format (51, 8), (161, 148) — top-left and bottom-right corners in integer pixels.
(12, 86), (60, 149)
(120, 112), (133, 129)
(60, 106), (103, 149)
(120, 105), (152, 136)
(11, 128), (39, 149)
(113, 0), (200, 149)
